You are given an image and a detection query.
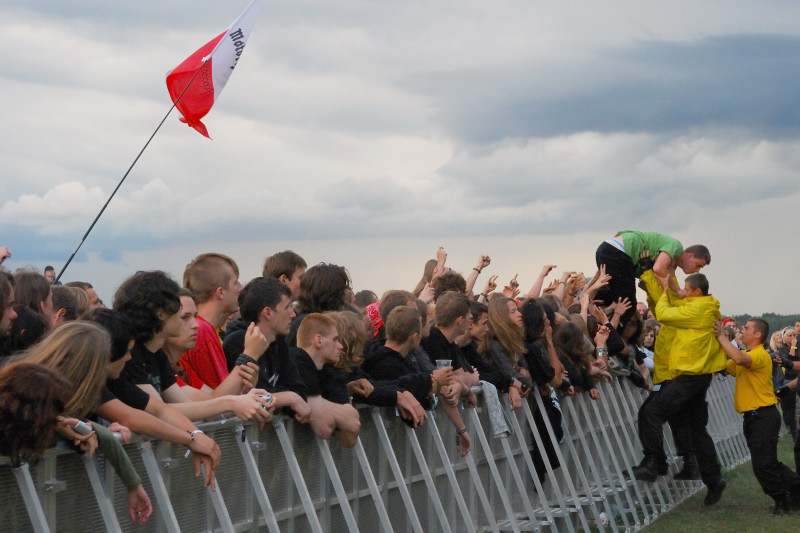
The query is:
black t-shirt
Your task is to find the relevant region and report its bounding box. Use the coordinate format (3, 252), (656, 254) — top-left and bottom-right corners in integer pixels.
(290, 347), (322, 397)
(462, 342), (513, 392)
(362, 344), (433, 409)
(420, 327), (471, 372)
(107, 342), (177, 410)
(224, 329), (309, 399)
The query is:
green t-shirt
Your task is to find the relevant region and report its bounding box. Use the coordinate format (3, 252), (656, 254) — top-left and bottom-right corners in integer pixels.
(616, 231), (683, 275)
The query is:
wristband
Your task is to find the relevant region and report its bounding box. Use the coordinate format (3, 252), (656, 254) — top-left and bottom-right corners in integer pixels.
(456, 427), (468, 435)
(473, 267), (482, 273)
(595, 347), (608, 358)
(480, 293), (488, 299)
(235, 353), (258, 366)
(791, 346), (797, 351)
(185, 429), (204, 457)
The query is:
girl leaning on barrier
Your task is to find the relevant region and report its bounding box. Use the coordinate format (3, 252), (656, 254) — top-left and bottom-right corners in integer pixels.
(13, 321), (153, 525)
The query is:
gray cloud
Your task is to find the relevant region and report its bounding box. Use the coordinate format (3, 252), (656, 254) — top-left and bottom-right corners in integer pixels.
(408, 34), (800, 143)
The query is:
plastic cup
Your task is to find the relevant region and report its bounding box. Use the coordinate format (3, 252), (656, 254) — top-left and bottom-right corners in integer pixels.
(436, 359), (452, 369)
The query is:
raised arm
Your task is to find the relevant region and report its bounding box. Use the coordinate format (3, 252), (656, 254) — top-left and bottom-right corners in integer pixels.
(714, 320), (751, 368)
(465, 255), (491, 296)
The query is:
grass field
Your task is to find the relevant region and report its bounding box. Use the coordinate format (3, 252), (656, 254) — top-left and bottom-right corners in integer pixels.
(643, 434), (797, 532)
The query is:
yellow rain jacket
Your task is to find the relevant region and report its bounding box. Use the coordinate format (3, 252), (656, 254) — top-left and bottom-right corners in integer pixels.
(654, 289), (727, 379)
(640, 270), (676, 384)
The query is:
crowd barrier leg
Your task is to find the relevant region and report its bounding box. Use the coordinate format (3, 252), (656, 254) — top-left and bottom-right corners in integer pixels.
(353, 438), (395, 533)
(606, 379), (660, 527)
(554, 394), (609, 533)
(583, 383), (636, 531)
(492, 399), (541, 529)
(13, 463), (51, 533)
(461, 433), (503, 532)
(617, 383), (679, 513)
(425, 409), (477, 533)
(466, 407), (521, 532)
(528, 391), (595, 533)
(509, 401), (559, 530)
(404, 423), (453, 533)
(317, 436), (360, 532)
(526, 392), (578, 533)
(139, 441), (182, 532)
(370, 408), (425, 533)
(82, 454), (123, 533)
(235, 424), (282, 533)
(560, 396), (616, 533)
(273, 419), (325, 533)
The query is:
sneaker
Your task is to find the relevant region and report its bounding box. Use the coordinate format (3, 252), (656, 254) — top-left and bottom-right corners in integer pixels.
(673, 456), (701, 481)
(704, 479), (726, 506)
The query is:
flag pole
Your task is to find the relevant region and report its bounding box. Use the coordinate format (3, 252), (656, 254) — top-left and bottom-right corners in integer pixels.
(55, 62), (209, 283)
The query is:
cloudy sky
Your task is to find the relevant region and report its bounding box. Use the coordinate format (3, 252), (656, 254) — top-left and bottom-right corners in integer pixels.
(1, 1), (799, 315)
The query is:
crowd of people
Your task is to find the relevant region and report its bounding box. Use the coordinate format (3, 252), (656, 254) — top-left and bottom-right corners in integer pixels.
(0, 231), (796, 522)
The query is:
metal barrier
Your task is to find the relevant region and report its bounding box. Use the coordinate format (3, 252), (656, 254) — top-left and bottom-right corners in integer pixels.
(1, 374), (748, 532)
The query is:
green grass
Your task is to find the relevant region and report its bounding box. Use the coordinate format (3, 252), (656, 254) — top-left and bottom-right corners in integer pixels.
(644, 434), (797, 532)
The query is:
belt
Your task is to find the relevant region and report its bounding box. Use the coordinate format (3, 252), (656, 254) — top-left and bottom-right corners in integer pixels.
(744, 405), (774, 416)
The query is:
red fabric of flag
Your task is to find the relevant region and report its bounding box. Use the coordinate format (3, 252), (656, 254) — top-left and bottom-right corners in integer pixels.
(165, 0), (260, 138)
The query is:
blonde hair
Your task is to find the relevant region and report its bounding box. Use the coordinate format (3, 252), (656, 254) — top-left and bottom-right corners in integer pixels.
(412, 259), (437, 296)
(183, 253), (239, 303)
(487, 298), (525, 365)
(330, 311), (366, 370)
(67, 286), (91, 317)
(19, 322), (111, 418)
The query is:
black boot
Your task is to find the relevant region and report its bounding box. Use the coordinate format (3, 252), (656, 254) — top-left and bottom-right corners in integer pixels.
(773, 494), (791, 515)
(633, 458), (668, 482)
(673, 455), (700, 480)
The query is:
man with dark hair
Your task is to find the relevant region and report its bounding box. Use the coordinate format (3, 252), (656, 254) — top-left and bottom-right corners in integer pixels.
(721, 319), (800, 514)
(180, 253), (243, 390)
(432, 271), (467, 301)
(51, 285), (79, 326)
(262, 250), (307, 300)
(223, 277), (312, 423)
(64, 281), (103, 309)
(44, 265), (61, 285)
(288, 263), (351, 346)
(633, 272), (727, 507)
(0, 272), (17, 339)
(595, 231), (710, 326)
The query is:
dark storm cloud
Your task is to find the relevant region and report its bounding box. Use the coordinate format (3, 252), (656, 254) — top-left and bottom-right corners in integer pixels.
(409, 34), (800, 143)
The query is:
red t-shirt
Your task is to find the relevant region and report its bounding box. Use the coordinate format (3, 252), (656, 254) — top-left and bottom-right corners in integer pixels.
(178, 316), (229, 389)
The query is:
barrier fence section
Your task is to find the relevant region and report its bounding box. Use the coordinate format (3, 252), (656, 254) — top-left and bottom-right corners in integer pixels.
(1, 374), (748, 533)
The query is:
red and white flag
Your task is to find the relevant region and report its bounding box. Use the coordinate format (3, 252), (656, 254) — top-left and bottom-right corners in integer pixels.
(166, 0), (261, 138)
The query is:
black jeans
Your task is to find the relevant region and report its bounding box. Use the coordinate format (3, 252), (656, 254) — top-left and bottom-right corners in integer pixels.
(639, 374), (721, 487)
(744, 405), (800, 501)
(638, 387), (694, 457)
(595, 242), (637, 326)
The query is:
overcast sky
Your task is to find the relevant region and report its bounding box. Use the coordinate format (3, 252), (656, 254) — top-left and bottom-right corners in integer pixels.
(2, 1), (799, 315)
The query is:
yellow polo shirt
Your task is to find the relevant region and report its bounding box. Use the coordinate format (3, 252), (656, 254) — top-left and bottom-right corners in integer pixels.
(725, 344), (777, 413)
